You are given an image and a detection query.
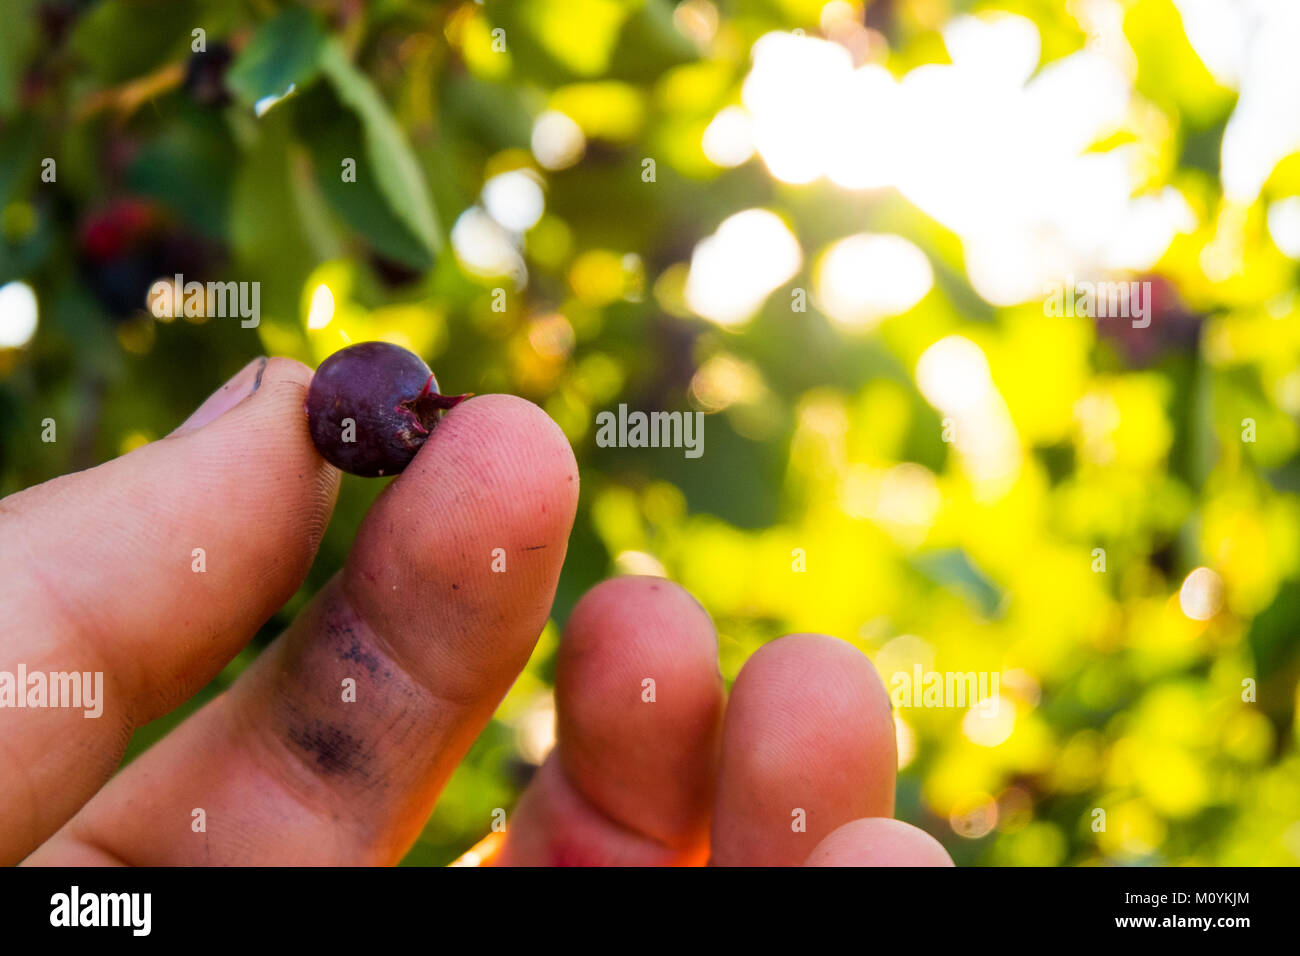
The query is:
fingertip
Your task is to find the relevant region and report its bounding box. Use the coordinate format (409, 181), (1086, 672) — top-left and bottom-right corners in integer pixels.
(171, 355), (311, 438)
(710, 632), (897, 866)
(804, 818), (955, 867)
(564, 575), (717, 657)
(739, 633), (893, 725)
(404, 391), (580, 532)
(557, 576), (724, 837)
(226, 356), (316, 447)
(341, 392), (579, 699)
(257, 355), (314, 394)
(426, 392), (576, 463)
(175, 353), (338, 554)
(559, 575), (721, 770)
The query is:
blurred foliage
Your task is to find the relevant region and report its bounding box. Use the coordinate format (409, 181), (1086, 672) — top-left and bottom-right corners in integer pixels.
(2, 0), (1299, 866)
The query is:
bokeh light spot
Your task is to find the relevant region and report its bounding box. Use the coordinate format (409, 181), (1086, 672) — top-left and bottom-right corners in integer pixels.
(0, 281), (39, 349)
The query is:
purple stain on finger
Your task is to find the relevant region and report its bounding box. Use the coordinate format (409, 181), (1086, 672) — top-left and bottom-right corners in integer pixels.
(305, 341), (472, 477)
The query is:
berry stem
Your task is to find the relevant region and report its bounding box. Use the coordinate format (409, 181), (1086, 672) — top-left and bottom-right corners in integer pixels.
(401, 375), (473, 430)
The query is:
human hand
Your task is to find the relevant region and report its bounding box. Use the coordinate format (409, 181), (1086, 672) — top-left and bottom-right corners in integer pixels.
(3, 356), (952, 866)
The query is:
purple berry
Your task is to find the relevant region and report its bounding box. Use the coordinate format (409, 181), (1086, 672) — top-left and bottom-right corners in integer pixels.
(305, 342), (469, 477)
(183, 43), (234, 108)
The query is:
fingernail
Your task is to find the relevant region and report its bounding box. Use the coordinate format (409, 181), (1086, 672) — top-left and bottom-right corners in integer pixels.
(176, 357), (268, 433)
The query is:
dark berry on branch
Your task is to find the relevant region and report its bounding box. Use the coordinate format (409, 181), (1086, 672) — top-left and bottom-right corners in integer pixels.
(184, 43), (234, 108)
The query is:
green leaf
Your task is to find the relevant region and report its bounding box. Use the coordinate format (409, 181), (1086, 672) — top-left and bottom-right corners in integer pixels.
(226, 6), (328, 112)
(608, 0), (699, 82)
(1247, 577), (1300, 681)
(0, 119), (52, 281)
(229, 111), (317, 341)
(71, 0), (198, 84)
(0, 116), (39, 207)
(441, 75), (535, 152)
(294, 87), (434, 270)
(126, 110), (235, 238)
(484, 0), (630, 85)
(0, 0), (38, 117)
(319, 40), (442, 259)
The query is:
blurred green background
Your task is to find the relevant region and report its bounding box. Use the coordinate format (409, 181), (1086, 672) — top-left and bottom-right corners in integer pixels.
(2, 0), (1299, 866)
